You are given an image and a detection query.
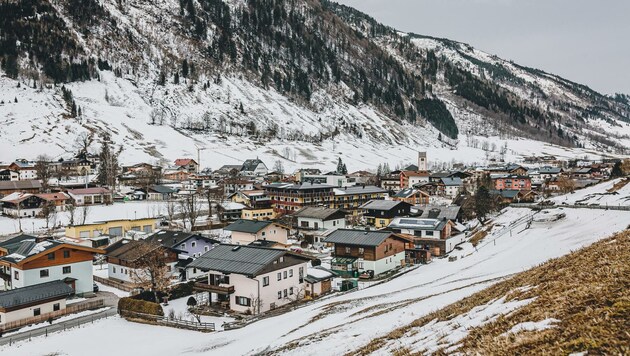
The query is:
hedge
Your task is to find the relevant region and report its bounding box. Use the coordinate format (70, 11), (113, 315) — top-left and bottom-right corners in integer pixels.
(118, 297), (164, 316)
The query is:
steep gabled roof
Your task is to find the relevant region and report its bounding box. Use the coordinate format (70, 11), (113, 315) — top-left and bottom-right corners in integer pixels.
(175, 159), (197, 167)
(147, 230), (219, 249)
(241, 159), (266, 172)
(68, 187), (111, 195)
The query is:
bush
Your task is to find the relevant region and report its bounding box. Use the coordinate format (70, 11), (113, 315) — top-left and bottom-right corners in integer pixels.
(131, 290), (167, 303)
(169, 281), (195, 300)
(118, 297), (164, 316)
(187, 296), (197, 307)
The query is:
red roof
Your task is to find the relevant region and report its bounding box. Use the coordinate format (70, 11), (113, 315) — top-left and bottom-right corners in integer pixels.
(175, 159), (197, 167)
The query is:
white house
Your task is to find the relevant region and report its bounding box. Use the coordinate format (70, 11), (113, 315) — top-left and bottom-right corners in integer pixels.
(187, 245), (311, 314)
(293, 207), (346, 231)
(0, 235), (102, 295)
(240, 159), (268, 177)
(0, 280), (74, 330)
(224, 219), (289, 246)
(67, 187), (113, 206)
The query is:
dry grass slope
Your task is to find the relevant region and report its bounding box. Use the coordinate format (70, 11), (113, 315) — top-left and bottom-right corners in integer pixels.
(350, 230), (630, 355)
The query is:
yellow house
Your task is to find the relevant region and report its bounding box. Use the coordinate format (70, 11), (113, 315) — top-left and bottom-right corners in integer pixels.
(241, 207), (276, 221)
(65, 218), (159, 239)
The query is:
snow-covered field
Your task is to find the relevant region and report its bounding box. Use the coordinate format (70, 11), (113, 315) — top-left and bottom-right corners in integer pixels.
(551, 178), (630, 206)
(0, 201), (169, 236)
(3, 197), (629, 355)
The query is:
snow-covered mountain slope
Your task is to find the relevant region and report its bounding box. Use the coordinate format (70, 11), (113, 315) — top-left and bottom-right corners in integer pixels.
(2, 184), (629, 355)
(1, 0), (629, 170)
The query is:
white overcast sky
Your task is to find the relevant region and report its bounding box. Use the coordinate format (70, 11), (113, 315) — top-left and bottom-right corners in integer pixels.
(334, 0), (630, 95)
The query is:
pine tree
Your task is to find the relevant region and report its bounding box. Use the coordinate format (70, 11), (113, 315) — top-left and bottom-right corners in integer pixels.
(611, 161), (623, 177)
(182, 59), (189, 78)
(174, 72), (180, 84)
(474, 186), (494, 224)
(342, 163), (348, 174)
(376, 164), (382, 177)
(336, 158), (344, 174)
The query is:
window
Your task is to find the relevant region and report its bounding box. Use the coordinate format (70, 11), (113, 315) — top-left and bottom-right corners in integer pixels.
(333, 221), (336, 227)
(47, 252), (55, 260)
(277, 272), (282, 281)
(289, 269), (293, 277)
(193, 268), (197, 274)
(261, 231), (266, 237)
(263, 276), (269, 286)
(279, 256), (284, 263)
(53, 303), (60, 311)
(33, 308), (41, 317)
(40, 269), (49, 278)
(358, 247), (364, 255)
(180, 243), (186, 249)
(191, 241), (196, 248)
(289, 287), (294, 295)
(283, 271), (287, 279)
(63, 266), (71, 274)
(113, 267), (116, 273)
(63, 250), (70, 258)
(283, 289), (288, 298)
(358, 262), (364, 269)
(14, 271), (19, 280)
(425, 231), (434, 236)
(345, 247), (351, 254)
(278, 291), (282, 300)
(204, 246), (210, 252)
(235, 296), (251, 307)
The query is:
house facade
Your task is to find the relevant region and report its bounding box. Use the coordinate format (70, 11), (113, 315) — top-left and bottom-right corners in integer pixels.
(265, 182), (334, 214)
(174, 159), (199, 173)
(0, 235), (103, 295)
(293, 207), (346, 231)
(224, 220), (289, 245)
(104, 240), (179, 285)
(188, 245), (311, 314)
(361, 200), (412, 228)
(0, 180), (42, 197)
(331, 185), (388, 214)
(0, 280), (74, 330)
(67, 187), (113, 206)
(387, 217), (464, 256)
(325, 229), (409, 277)
(491, 175), (532, 191)
(392, 188), (430, 205)
(240, 159), (268, 176)
(65, 218), (159, 239)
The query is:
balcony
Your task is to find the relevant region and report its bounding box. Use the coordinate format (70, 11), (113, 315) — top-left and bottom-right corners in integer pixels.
(193, 282), (235, 295)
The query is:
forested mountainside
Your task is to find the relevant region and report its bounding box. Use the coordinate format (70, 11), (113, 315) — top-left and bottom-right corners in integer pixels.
(0, 0), (629, 163)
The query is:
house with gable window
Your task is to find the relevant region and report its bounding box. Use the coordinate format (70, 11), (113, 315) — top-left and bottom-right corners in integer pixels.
(187, 244), (311, 314)
(0, 234), (103, 295)
(360, 200), (412, 228)
(147, 230), (219, 259)
(224, 219), (289, 246)
(324, 229), (410, 277)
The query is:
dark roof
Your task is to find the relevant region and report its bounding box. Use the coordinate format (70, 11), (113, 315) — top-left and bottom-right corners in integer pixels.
(248, 240), (281, 248)
(147, 231), (219, 249)
(489, 189), (521, 199)
(415, 205), (461, 221)
(224, 219), (273, 233)
(440, 177), (463, 186)
(360, 200), (410, 211)
(105, 239), (165, 262)
(293, 207), (346, 220)
(241, 159), (266, 172)
(0, 180), (42, 190)
(333, 185), (387, 195)
(324, 229), (397, 247)
(149, 185), (177, 194)
(0, 234), (38, 254)
(0, 280), (73, 310)
(187, 244), (304, 276)
(404, 164), (419, 171)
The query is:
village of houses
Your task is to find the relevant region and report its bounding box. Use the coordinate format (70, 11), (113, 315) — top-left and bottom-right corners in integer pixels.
(0, 151), (628, 336)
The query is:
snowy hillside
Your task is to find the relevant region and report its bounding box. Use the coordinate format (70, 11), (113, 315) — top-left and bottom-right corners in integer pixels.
(3, 182), (629, 355)
(1, 0), (629, 171)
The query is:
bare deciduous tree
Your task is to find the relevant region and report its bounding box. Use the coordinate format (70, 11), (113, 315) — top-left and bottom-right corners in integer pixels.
(80, 205), (90, 225)
(35, 155), (52, 192)
(180, 192), (202, 231)
(129, 240), (174, 303)
(66, 202), (77, 226)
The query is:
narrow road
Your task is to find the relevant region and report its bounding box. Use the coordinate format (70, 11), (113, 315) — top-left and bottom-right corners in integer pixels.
(0, 291), (120, 347)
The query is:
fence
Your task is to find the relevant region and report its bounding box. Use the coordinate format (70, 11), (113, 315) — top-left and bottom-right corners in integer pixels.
(0, 299), (105, 332)
(93, 275), (137, 292)
(120, 310), (215, 332)
(510, 203), (630, 211)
